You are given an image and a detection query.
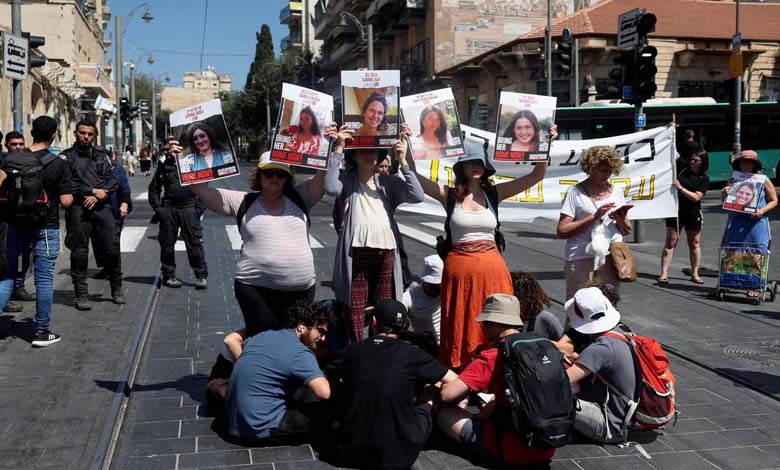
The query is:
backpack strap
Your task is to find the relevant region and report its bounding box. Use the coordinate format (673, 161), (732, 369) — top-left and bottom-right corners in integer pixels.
(283, 186), (311, 229)
(597, 330), (643, 441)
(485, 185), (506, 252)
(236, 192), (261, 233)
(39, 152), (57, 166)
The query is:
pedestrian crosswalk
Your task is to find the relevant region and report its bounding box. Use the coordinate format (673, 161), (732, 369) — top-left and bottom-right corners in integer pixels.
(134, 192), (148, 201)
(396, 223), (437, 248)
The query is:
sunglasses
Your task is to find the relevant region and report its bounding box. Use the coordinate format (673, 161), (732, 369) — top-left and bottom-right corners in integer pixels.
(261, 169), (288, 179)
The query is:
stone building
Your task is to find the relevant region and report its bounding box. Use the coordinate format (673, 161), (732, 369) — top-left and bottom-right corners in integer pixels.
(0, 0), (112, 147)
(160, 68), (233, 112)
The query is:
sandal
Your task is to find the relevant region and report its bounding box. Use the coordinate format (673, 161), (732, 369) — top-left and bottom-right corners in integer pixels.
(658, 275), (669, 284)
(690, 275), (704, 284)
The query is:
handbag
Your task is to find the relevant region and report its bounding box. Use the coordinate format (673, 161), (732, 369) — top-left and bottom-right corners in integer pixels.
(609, 241), (637, 282)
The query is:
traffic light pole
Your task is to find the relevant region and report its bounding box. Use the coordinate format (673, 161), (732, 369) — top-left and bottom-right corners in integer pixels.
(129, 63), (135, 151)
(151, 79), (157, 151)
(733, 0), (742, 158)
(545, 0), (552, 96)
(115, 15), (124, 152)
(573, 38), (580, 106)
(633, 101), (645, 243)
(11, 0), (22, 132)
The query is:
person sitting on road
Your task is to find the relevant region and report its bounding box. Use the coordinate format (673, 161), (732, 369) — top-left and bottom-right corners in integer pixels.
(225, 300), (332, 444)
(437, 294), (556, 467)
(326, 299), (457, 469)
(510, 270), (575, 357)
(206, 327), (247, 419)
(402, 254), (444, 344)
(564, 287), (637, 445)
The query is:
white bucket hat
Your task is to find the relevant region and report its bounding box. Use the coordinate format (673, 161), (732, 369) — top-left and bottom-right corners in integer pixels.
(419, 255), (443, 284)
(565, 287), (621, 335)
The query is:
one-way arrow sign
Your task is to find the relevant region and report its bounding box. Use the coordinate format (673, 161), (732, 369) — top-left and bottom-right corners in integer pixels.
(3, 32), (29, 80)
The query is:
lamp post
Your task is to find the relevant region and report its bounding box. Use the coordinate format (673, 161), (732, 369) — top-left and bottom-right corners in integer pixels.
(114, 3), (153, 152)
(125, 52), (154, 151)
(339, 11), (373, 70)
(733, 0), (742, 158)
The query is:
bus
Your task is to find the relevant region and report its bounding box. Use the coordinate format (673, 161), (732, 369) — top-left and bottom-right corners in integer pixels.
(554, 99), (780, 183)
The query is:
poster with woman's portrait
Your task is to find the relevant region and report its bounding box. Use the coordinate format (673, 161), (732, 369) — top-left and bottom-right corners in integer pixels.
(723, 171), (766, 214)
(399, 88), (465, 161)
(493, 92), (557, 163)
(170, 99), (239, 185)
(342, 70), (400, 149)
(271, 83), (334, 169)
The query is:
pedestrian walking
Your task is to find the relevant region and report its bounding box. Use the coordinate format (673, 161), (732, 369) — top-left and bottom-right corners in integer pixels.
(557, 146), (632, 301)
(190, 126), (334, 335)
(407, 129), (553, 369)
(0, 116), (74, 346)
(124, 146), (136, 176)
(325, 125), (424, 343)
(62, 120), (124, 310)
(139, 147), (152, 176)
(659, 150), (710, 284)
(149, 137), (208, 289)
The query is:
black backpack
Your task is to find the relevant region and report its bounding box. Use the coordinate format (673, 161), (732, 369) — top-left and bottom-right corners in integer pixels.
(0, 151), (57, 221)
(435, 186), (506, 260)
(495, 332), (575, 449)
(236, 189), (310, 234)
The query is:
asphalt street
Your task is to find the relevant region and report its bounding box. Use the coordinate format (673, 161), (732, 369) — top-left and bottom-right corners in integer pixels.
(2, 161), (780, 469)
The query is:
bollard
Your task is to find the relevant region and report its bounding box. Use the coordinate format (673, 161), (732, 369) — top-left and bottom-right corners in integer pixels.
(633, 220), (644, 243)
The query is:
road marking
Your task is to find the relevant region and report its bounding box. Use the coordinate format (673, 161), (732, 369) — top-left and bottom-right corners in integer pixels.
(225, 225), (242, 250)
(121, 227), (147, 252)
(421, 221), (445, 232)
(397, 223), (437, 247)
(309, 235), (324, 249)
(175, 240), (186, 251)
(134, 192), (148, 201)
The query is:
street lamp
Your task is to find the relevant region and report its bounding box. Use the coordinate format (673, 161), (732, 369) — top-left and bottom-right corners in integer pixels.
(338, 11), (373, 70)
(114, 3), (153, 152)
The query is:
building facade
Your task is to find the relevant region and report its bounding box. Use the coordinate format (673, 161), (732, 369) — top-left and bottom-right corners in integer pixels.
(280, 0), (323, 57)
(160, 68), (233, 112)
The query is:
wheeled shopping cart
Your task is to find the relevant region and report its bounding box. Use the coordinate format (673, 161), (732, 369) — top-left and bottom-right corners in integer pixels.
(716, 242), (777, 305)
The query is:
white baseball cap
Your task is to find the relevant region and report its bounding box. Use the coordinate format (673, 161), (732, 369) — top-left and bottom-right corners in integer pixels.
(565, 287), (621, 335)
(419, 255), (443, 284)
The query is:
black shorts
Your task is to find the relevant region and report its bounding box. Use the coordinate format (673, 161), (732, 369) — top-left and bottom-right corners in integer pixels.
(665, 211), (702, 231)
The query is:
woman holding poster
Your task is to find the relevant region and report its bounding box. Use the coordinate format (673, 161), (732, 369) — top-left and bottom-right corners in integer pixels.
(719, 150), (777, 297)
(280, 106), (323, 155)
(503, 109), (541, 153)
(184, 122), (234, 171)
(406, 129), (553, 369)
(325, 127), (424, 343)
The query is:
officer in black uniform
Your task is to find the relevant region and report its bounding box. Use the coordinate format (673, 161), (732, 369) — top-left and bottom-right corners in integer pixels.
(61, 120), (123, 310)
(149, 137), (208, 289)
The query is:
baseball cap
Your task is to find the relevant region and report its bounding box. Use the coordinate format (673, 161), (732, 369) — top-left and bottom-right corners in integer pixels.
(419, 255), (443, 284)
(475, 293), (523, 326)
(564, 287), (621, 335)
(453, 136), (496, 177)
(258, 151), (293, 174)
(367, 299), (409, 332)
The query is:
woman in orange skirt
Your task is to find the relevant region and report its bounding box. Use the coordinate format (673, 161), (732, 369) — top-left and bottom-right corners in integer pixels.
(407, 131), (553, 368)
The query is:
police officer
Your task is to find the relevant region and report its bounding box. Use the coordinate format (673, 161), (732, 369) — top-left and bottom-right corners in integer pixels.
(149, 137), (208, 289)
(61, 120), (123, 310)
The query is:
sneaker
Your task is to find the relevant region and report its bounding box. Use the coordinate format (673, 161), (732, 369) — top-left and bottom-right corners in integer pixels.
(11, 287), (35, 301)
(194, 278), (208, 290)
(93, 268), (109, 280)
(3, 301), (23, 313)
(32, 332), (61, 348)
(112, 288), (126, 305)
(74, 297), (92, 311)
(162, 276), (183, 288)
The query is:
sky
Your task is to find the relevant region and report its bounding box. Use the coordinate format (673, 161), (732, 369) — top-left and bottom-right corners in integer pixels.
(108, 0), (290, 91)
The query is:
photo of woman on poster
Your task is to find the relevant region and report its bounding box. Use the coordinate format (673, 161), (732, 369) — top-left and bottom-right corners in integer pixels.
(502, 109), (541, 153)
(726, 181), (758, 208)
(181, 122), (234, 171)
(416, 105), (453, 149)
(280, 106), (324, 155)
(357, 92), (390, 136)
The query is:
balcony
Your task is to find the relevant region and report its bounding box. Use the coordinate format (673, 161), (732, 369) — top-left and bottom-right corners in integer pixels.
(398, 0), (425, 25)
(281, 34), (303, 50)
(77, 63), (113, 98)
(400, 38), (430, 79)
(366, 0), (396, 23)
(349, 0), (372, 9)
(279, 1), (303, 24)
(314, 0), (335, 40)
(331, 40), (356, 65)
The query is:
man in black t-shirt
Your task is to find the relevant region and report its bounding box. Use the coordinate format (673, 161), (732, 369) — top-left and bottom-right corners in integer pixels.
(0, 116), (74, 347)
(328, 299), (457, 469)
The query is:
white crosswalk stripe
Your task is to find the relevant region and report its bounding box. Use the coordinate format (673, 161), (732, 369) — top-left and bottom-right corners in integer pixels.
(224, 224), (324, 250)
(134, 192), (148, 201)
(121, 226), (147, 253)
(175, 240), (186, 251)
(397, 223), (437, 247)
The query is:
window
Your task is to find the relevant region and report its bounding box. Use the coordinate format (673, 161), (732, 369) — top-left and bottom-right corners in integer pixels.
(536, 79), (571, 106)
(468, 93), (490, 130)
(678, 80), (729, 102)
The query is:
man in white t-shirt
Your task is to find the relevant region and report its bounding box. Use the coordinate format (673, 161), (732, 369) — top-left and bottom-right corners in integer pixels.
(402, 255), (443, 343)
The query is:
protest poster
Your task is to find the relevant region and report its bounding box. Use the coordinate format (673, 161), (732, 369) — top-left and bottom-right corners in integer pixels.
(271, 83), (334, 169)
(493, 92), (557, 162)
(342, 70), (400, 149)
(170, 99), (239, 185)
(399, 88), (465, 160)
(723, 171), (766, 214)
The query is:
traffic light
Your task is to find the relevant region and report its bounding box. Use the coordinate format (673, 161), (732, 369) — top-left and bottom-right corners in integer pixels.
(636, 11), (657, 45)
(129, 105), (140, 120)
(555, 39), (573, 78)
(22, 33), (46, 69)
(635, 45), (658, 102)
(138, 99), (150, 117)
(607, 50), (636, 102)
(119, 97), (130, 122)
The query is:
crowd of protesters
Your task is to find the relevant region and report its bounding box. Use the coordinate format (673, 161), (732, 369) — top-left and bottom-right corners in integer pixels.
(0, 112), (775, 468)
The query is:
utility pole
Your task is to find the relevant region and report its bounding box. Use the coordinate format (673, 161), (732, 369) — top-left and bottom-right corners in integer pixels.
(115, 15), (124, 152)
(129, 63), (136, 151)
(545, 0), (552, 96)
(367, 24), (374, 70)
(574, 38), (580, 106)
(11, 0), (22, 132)
(733, 0), (742, 158)
(151, 79), (157, 151)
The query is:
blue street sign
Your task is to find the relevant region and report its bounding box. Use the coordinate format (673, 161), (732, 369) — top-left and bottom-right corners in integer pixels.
(622, 86), (633, 100)
(636, 113), (647, 128)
